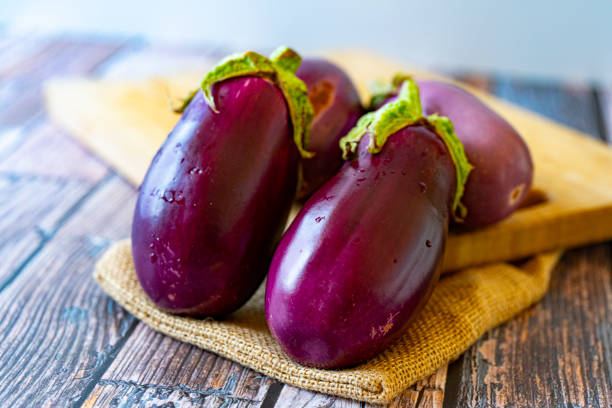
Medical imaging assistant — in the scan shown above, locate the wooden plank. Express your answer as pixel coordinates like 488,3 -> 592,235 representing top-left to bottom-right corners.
0,36 -> 124,127
273,386 -> 362,408
0,123 -> 108,288
0,123 -> 33,163
0,35 -> 54,74
0,35 -> 140,407
0,37 -> 57,160
270,365 -> 446,408
0,36 -> 124,287
54,173 -> 136,241
0,122 -> 107,182
82,324 -> 274,407
0,34 -> 126,286
388,367 -> 447,408
0,173 -> 98,288
0,236 -> 135,407
0,175 -> 140,407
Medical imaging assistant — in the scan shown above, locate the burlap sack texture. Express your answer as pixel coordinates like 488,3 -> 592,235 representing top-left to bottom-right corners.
94,239 -> 561,404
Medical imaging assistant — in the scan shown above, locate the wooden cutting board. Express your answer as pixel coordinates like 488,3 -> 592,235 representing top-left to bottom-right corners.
43,50 -> 612,272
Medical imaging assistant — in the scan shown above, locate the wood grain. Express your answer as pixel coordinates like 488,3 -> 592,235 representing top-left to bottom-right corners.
83,324 -> 274,407
446,245 -> 612,408
273,386 -> 362,408
0,37 -> 125,289
389,367 -> 447,408
0,235 -> 134,407
0,122 -> 107,182
0,37 -> 124,127
0,174 -> 142,407
0,122 -> 109,288
0,35 -> 54,73
0,36 -> 137,407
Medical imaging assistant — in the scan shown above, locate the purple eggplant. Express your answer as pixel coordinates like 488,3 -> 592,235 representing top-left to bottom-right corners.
295,59 -> 363,199
265,79 -> 471,368
132,48 -> 314,316
372,76 -> 533,228
417,80 -> 533,227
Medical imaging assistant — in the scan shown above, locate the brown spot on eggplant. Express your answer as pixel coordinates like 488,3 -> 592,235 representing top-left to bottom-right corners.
295,59 -> 364,199
308,80 -> 335,117
510,183 -> 525,205
518,187 -> 549,209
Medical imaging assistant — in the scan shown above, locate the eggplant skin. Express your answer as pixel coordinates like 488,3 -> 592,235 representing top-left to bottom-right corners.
132,77 -> 298,317
296,59 -> 363,199
417,80 -> 533,228
265,125 -> 455,368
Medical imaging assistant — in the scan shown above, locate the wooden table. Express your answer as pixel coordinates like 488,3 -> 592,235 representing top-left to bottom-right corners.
0,35 -> 610,408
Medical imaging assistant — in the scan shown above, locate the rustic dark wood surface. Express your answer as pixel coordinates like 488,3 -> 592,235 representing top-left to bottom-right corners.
0,35 -> 610,408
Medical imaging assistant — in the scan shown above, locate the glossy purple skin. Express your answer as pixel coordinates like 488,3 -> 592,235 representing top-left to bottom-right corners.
295,59 -> 363,199
132,77 -> 298,316
417,80 -> 533,228
265,126 -> 455,368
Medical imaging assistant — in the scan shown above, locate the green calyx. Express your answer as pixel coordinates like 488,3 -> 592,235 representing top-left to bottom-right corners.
367,73 -> 413,110
425,114 -> 472,220
198,46 -> 314,159
339,76 -> 473,221
171,88 -> 199,113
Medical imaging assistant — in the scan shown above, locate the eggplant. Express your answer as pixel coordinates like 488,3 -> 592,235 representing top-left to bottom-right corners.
265,79 -> 471,368
417,80 -> 533,227
371,76 -> 533,228
295,59 -> 363,199
132,47 -> 314,316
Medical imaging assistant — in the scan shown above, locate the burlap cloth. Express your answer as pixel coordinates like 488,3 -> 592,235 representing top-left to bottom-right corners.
94,239 -> 561,404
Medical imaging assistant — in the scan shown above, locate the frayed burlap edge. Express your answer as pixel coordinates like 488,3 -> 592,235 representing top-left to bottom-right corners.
94,239 -> 561,404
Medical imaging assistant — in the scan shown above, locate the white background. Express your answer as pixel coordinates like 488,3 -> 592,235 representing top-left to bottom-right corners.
1,1 -> 611,83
